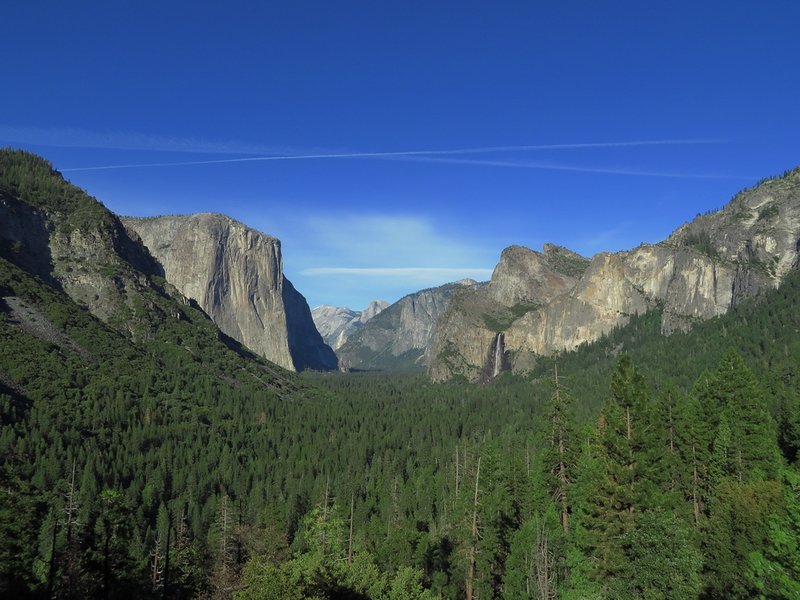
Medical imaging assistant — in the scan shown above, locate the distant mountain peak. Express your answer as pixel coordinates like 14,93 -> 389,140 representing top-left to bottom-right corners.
312,299 -> 389,351
335,282 -> 469,372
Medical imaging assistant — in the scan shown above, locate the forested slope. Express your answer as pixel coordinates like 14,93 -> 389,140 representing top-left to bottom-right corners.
0,253 -> 307,597
2,258 -> 799,598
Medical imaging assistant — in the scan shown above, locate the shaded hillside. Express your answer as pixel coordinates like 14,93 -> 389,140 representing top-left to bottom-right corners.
336,279 -> 480,371
0,149 -> 303,398
0,150 -> 170,338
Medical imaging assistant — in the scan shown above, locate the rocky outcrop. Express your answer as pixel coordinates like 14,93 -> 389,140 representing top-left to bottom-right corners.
337,280 -> 480,372
312,300 -> 389,351
488,244 -> 588,306
429,245 -> 588,381
0,152 -> 169,340
502,246 -> 736,363
0,193 -> 162,320
429,167 -> 800,382
122,214 -> 337,371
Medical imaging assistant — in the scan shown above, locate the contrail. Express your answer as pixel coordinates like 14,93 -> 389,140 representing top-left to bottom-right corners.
0,124 -> 295,156
393,156 -> 752,179
60,138 -> 729,172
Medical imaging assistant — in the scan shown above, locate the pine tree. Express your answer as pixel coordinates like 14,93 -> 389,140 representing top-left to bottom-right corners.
465,456 -> 480,600
710,412 -> 735,485
612,509 -> 702,600
713,350 -> 782,481
703,479 -> 784,599
543,361 -> 576,535
91,489 -> 135,600
747,467 -> 800,597
507,361 -> 577,598
583,355 -> 650,590
561,426 -> 603,600
474,441 -> 521,600
650,382 -> 695,510
0,458 -> 38,596
672,391 -> 711,524
503,509 -> 561,600
60,460 -> 85,599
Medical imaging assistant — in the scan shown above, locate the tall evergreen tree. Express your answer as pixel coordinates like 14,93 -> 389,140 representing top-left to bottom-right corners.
651,384 -> 681,502
0,458 -> 38,597
747,467 -> 800,598
579,355 -> 651,591
612,509 -> 702,600
474,441 -> 521,600
672,391 -> 711,524
542,361 -> 576,535
507,361 -> 577,598
561,427 -> 603,600
703,479 -> 784,599
712,350 -> 782,481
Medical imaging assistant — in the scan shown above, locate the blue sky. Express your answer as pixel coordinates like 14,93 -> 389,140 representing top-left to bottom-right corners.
2,2 -> 799,310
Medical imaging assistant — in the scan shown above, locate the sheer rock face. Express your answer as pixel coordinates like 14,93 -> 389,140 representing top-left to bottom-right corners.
282,278 -> 339,371
312,300 -> 389,351
336,280 -> 480,372
122,213 -> 337,372
430,168 -> 800,382
502,246 -> 737,363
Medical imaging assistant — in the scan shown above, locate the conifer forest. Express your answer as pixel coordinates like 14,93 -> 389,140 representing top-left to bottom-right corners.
3,240 -> 800,598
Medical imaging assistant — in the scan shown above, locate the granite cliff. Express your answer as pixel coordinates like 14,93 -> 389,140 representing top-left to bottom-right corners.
429,245 -> 589,381
429,168 -> 800,381
122,214 -> 337,372
312,300 -> 389,351
336,279 -> 480,371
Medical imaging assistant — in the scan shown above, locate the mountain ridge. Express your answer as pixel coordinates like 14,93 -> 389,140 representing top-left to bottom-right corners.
336,279 -> 481,371
0,148 -> 301,394
429,167 -> 800,381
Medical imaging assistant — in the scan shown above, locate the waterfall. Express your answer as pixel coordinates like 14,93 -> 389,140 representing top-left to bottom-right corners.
493,332 -> 504,378
482,332 -> 506,381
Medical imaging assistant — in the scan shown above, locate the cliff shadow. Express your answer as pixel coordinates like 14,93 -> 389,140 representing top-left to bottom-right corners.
0,193 -> 60,290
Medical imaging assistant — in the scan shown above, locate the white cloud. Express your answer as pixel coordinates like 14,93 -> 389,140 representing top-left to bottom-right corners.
283,214 -> 497,306
301,267 -> 493,278
298,215 -> 493,269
